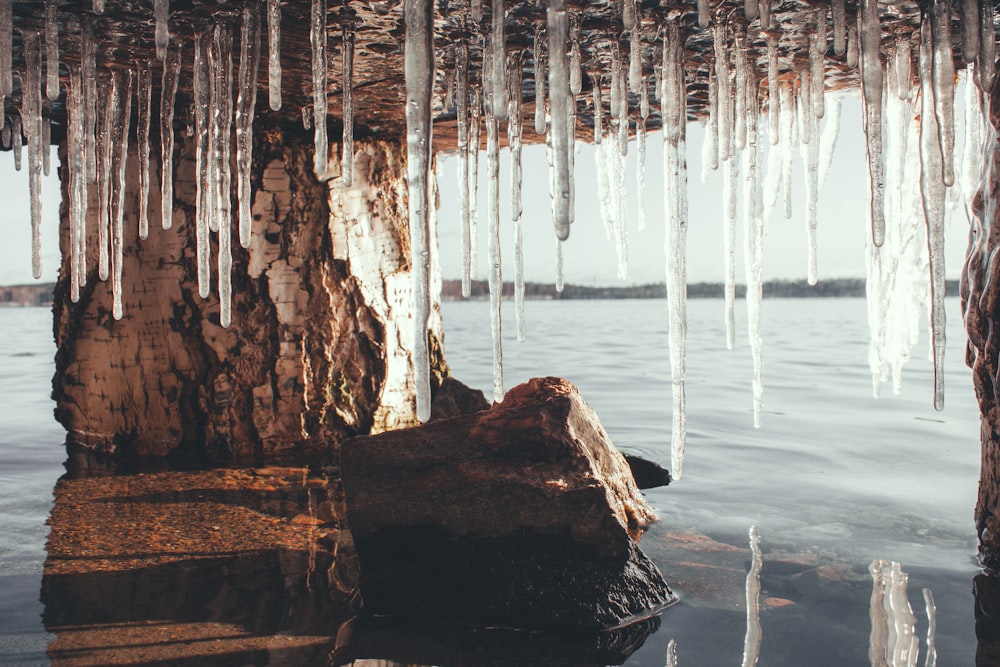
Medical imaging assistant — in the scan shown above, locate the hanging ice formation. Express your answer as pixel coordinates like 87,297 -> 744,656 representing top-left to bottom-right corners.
509,52 -> 527,342
342,27 -> 355,187
44,0 -> 59,101
236,4 -> 261,248
457,41 -> 473,298
23,32 -> 43,280
267,0 -> 282,111
160,44 -> 181,231
110,69 -> 133,321
136,61 -> 152,241
547,0 -> 572,241
404,0 -> 435,421
311,0 -> 330,179
859,0 -> 886,247
154,0 -> 170,62
486,68 -> 504,402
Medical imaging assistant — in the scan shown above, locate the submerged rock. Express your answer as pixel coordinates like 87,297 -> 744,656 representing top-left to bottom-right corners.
340,376 -> 675,631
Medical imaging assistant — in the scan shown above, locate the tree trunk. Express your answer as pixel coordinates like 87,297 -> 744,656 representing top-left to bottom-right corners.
962,86 -> 1000,570
52,123 -> 445,461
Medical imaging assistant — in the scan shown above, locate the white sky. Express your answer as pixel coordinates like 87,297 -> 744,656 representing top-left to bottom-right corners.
0,91 -> 973,287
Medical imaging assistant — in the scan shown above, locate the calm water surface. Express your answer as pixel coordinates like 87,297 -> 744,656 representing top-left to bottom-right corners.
0,298 -> 986,665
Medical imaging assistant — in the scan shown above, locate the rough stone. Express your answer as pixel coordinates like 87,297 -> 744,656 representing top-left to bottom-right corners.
340,376 -> 675,630
429,375 -> 491,420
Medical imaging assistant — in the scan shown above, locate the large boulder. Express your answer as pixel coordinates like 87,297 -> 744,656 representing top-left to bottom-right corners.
340,376 -> 675,630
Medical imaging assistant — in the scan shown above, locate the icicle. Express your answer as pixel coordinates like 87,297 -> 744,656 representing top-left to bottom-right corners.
743,68 -> 764,428
469,86 -> 481,281
760,0 -> 772,30
93,0 -> 104,13
214,24 -> 235,326
666,640 -> 679,667
629,25 -> 642,95
767,34 -> 779,144
44,0 -> 59,101
1,120 -> 7,148
715,24 -> 732,163
919,15 -> 947,411
818,94 -> 842,191
734,28 -> 748,151
705,69 -> 719,175
662,22 -> 687,479
237,4 -> 261,248
456,42 -> 472,298
762,111 -> 783,223
697,0 -> 710,28
723,133 -> 738,349
638,109 -> 647,230
847,23 -> 859,70
833,0 -> 846,56
979,2 -> 996,92
340,25 -> 354,187
798,66 -> 812,144
11,111 -> 21,170
961,0 -> 979,64
82,17 -> 97,184
894,33 -> 912,100
963,67 -> 984,218
405,0 -> 435,421
744,0 -> 758,23
859,0 -> 885,246
623,0 -> 636,31
160,44 -> 180,231
486,109 -> 504,401
801,110 -> 820,284
491,0 -> 508,122
267,0 -> 282,111
569,18 -> 582,95
193,33 -> 211,297
67,68 -> 84,301
533,26 -> 546,135
94,77 -> 111,273
931,0 -> 955,188
741,526 -> 763,667
809,34 -> 825,119
110,69 -> 133,320
815,7 -> 828,56
616,45 -> 629,154
0,0 -> 10,97
137,60 -> 152,240
592,75 -> 603,144
23,32 -> 44,280
548,0 -> 571,241
472,0 -> 483,22
42,114 -> 50,177
509,53 -> 526,342
779,81 -> 794,219
155,0 -> 170,62
555,237 -> 565,291
923,589 -> 938,667
311,0 -> 329,178
567,89 -> 576,225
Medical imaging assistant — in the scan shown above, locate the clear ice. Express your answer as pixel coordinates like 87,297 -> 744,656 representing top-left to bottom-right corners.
267,0 -> 282,111
237,4 -> 261,248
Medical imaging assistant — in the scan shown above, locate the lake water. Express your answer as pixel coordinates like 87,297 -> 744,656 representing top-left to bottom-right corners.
0,297 -> 986,665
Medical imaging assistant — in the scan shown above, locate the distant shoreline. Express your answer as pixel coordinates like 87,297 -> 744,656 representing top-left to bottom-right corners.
0,282 -> 55,307
442,278 -> 963,300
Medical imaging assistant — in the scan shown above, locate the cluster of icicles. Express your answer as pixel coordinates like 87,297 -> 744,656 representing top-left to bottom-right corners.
404,0 -> 995,480
2,0 -> 356,328
0,0 -> 995,479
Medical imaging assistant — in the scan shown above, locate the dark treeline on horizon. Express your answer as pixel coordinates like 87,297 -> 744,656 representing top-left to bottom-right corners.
442,278 -> 964,300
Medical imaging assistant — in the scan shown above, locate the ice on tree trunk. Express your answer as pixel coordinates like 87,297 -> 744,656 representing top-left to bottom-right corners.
44,0 -> 58,101
160,44 -> 180,230
311,0 -> 329,179
404,0 -> 435,422
919,15 -> 947,411
237,4 -> 261,248
137,61 -> 152,240
267,0 -> 281,111
547,0 -> 571,241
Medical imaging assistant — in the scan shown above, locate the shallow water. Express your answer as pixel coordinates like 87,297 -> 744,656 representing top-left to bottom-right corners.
0,298 -> 986,665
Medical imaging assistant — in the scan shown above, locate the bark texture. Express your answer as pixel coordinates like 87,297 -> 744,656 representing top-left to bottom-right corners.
52,125 -> 444,461
962,81 -> 1000,571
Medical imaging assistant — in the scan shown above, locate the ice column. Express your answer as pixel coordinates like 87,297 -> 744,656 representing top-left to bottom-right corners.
404,0 -> 435,421
662,22 -> 688,478
267,0 -> 282,111
548,0 -> 571,241
919,16 -> 947,411
311,0 -> 329,178
859,0 -> 885,246
469,86 -> 481,281
342,27 -> 355,187
44,0 -> 59,101
160,44 -> 181,230
137,61 -> 152,240
212,24 -> 235,327
237,4 -> 261,248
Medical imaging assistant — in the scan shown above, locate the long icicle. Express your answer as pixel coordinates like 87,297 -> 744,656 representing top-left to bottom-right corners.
533,25 -> 546,136
67,67 -> 84,300
724,128 -> 738,350
491,0 -> 508,122
342,26 -> 355,187
160,43 -> 181,230
509,52 -> 526,342
237,4 -> 261,248
23,32 -> 44,279
44,0 -> 59,101
457,40 -> 472,297
859,0 -> 885,246
548,0 -> 571,241
97,75 -> 112,281
930,0 -> 955,188
154,0 -> 170,62
267,0 -> 281,110
0,0 -> 11,98
744,65 -> 764,428
311,0 -> 329,178
469,86 -> 481,282
193,32 -> 211,297
137,60 -> 152,240
404,0 -> 434,421
486,104 -> 503,401
110,69 -> 133,321
919,15 -> 946,411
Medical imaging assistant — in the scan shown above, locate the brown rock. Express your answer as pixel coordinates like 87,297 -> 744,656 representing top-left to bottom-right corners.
340,377 -> 675,631
429,376 -> 491,421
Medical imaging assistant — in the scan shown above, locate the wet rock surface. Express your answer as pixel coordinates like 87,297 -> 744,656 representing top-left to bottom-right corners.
341,376 -> 675,630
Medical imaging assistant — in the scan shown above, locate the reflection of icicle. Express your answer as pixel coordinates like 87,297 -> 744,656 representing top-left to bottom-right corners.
342,27 -> 355,187
155,0 -> 170,62
662,22 -> 687,479
137,61 -> 152,240
919,15 -> 947,411
405,0 -> 435,421
923,588 -> 937,667
860,0 -> 884,246
741,525 -> 763,667
509,53 -> 526,342
44,0 -> 59,101
548,0 -> 571,241
237,5 -> 261,248
267,0 -> 282,111
311,0 -> 329,178
868,561 -> 920,667
930,0 -> 955,188
160,44 -> 181,230
666,639 -> 679,667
